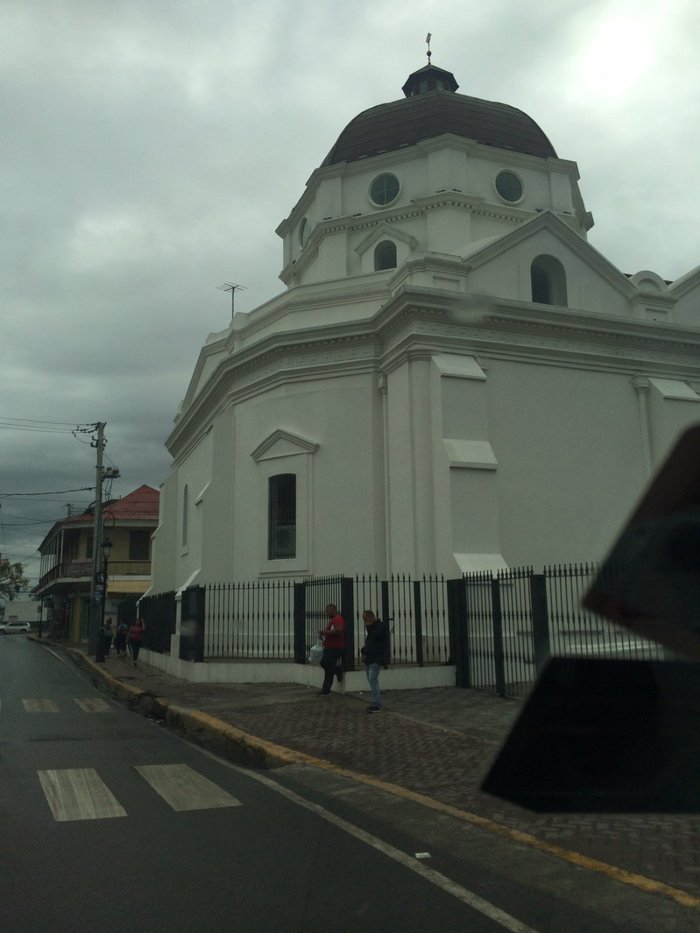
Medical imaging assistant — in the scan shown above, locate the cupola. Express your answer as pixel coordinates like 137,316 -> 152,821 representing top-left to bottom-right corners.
401,63 -> 459,96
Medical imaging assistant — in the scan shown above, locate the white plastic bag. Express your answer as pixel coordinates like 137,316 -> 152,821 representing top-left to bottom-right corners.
309,640 -> 324,663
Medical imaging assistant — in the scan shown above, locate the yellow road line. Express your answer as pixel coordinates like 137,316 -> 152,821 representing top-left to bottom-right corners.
74,648 -> 700,913
181,709 -> 700,910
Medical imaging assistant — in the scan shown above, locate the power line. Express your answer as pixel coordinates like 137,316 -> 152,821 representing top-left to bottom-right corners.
0,418 -> 97,436
0,487 -> 95,497
0,498 -> 92,506
0,424 -> 79,435
0,417 -> 94,427
1,521 -> 58,527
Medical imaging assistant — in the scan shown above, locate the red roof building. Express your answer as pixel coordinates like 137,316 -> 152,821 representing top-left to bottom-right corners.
36,485 -> 159,641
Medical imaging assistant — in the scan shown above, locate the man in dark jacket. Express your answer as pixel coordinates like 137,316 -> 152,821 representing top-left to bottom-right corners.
360,610 -> 390,713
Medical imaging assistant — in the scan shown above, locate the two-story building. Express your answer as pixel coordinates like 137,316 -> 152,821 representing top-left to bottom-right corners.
36,485 -> 159,641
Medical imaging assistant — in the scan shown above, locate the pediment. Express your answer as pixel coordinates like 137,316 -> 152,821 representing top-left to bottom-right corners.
457,211 -> 637,306
354,223 -> 418,257
251,429 -> 319,462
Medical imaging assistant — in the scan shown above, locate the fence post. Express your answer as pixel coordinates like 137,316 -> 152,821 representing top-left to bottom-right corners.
381,580 -> 390,630
447,578 -> 470,688
491,577 -> 507,697
530,573 -> 551,673
293,582 -> 307,664
413,580 -> 424,667
179,585 -> 205,662
340,576 -> 355,672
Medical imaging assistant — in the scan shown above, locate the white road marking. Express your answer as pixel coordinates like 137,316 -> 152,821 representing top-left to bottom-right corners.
23,699 -> 60,713
74,698 -> 112,713
192,746 -> 539,933
38,769 -> 127,822
135,763 -> 242,812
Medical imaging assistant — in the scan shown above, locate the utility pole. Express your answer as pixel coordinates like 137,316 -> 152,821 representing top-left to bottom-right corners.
88,422 -> 106,655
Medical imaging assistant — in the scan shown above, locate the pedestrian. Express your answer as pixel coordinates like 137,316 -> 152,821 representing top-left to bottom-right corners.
102,617 -> 113,657
360,610 -> 390,713
317,603 -> 345,696
126,617 -> 146,667
115,618 -> 129,656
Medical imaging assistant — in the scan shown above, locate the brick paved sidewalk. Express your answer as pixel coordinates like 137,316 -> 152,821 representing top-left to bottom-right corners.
93,651 -> 700,900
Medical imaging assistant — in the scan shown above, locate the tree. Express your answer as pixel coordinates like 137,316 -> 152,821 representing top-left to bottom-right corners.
0,558 -> 29,600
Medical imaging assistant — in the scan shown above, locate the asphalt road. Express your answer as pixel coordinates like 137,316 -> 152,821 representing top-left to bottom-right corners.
1,636 -> 535,933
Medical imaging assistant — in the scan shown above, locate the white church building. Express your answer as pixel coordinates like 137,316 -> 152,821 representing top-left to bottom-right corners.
150,61 -> 700,594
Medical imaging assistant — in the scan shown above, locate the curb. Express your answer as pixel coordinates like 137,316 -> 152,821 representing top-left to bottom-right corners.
40,641 -> 700,911
64,645 -> 312,770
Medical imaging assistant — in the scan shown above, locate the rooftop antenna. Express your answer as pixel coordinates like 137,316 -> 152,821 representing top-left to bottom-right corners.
217,282 -> 247,319
426,32 -> 432,64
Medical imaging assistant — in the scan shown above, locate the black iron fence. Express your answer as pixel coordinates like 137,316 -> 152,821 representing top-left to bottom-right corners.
138,574 -> 452,669
455,565 -> 667,698
203,579 -> 297,660
136,565 -> 667,698
300,575 -> 351,668
353,574 -> 451,667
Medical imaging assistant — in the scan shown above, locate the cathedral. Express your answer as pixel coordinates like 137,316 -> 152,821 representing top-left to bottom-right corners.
150,60 -> 700,593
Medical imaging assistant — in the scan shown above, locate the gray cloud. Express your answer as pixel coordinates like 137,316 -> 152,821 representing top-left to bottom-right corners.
2,0 -> 698,577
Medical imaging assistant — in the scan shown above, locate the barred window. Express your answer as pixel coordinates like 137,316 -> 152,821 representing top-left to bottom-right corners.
268,474 -> 296,560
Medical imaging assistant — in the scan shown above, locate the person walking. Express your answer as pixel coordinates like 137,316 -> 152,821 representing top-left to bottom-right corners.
126,617 -> 146,667
115,618 -> 129,656
360,610 -> 390,713
317,603 -> 345,696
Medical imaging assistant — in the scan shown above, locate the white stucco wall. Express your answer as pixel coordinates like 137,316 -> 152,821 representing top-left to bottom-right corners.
151,103 -> 700,594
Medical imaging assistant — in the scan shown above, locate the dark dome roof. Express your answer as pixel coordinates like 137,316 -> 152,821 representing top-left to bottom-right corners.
322,66 -> 557,166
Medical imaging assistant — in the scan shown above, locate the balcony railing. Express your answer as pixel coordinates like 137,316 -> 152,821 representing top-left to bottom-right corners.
37,559 -> 152,590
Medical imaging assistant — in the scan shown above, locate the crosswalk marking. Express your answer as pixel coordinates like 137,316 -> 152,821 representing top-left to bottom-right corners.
23,699 -> 60,713
73,698 -> 112,713
38,769 -> 127,822
135,763 -> 242,812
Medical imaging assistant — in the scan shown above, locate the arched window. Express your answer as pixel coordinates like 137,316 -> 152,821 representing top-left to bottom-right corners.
268,474 -> 296,560
531,255 -> 567,306
374,240 -> 397,271
182,485 -> 189,547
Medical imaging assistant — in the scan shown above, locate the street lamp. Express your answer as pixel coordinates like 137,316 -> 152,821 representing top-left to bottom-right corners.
94,538 -> 112,663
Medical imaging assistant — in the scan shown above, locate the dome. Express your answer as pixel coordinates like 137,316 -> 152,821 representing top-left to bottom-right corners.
322,65 -> 557,166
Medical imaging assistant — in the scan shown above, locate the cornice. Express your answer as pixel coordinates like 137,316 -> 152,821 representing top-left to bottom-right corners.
168,290 -> 700,459
280,194 -> 546,285
231,280 -> 387,345
168,326 -> 381,459
280,131 -> 586,241
482,300 -> 700,351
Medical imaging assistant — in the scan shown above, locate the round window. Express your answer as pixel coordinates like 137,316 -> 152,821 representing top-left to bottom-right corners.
299,217 -> 308,248
370,173 -> 400,206
495,171 -> 523,203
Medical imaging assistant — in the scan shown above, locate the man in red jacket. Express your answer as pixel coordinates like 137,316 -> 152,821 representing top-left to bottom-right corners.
317,603 -> 345,695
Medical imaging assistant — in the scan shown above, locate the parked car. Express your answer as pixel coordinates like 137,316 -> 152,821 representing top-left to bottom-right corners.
0,620 -> 31,634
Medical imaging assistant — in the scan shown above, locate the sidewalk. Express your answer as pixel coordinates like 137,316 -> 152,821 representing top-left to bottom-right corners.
60,643 -> 700,907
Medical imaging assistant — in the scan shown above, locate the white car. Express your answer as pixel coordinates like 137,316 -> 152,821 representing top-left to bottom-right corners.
0,620 -> 31,634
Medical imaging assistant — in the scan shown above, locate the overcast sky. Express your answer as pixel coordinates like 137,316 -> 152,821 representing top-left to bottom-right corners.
1,0 -> 698,583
